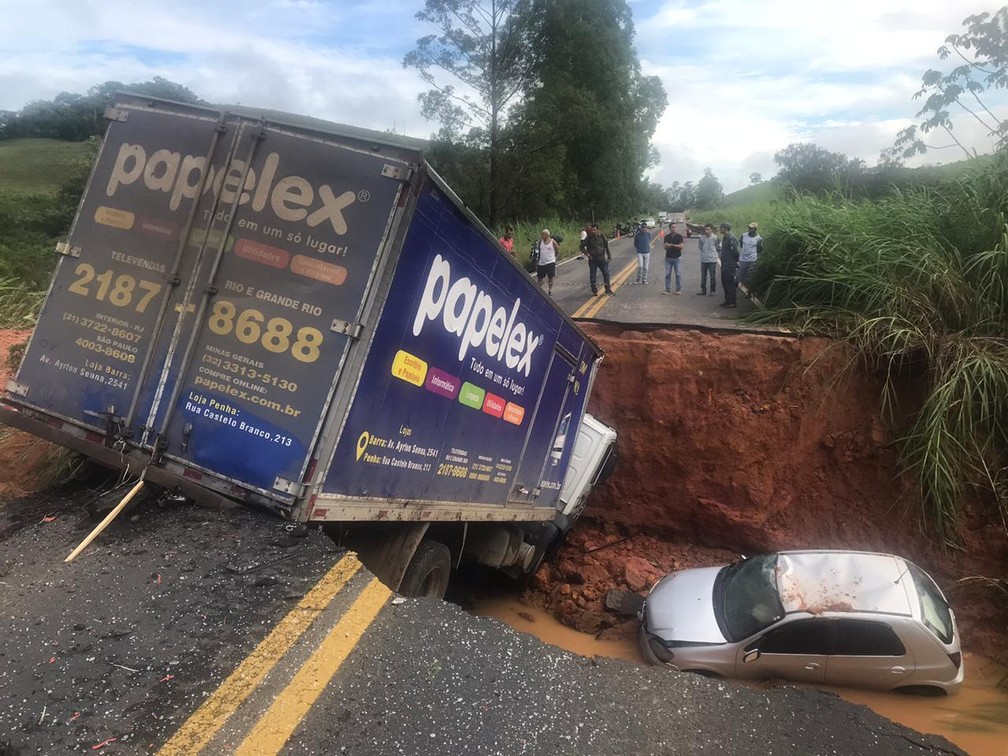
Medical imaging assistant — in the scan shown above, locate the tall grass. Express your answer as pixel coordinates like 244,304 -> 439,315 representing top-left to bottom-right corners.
746,159 -> 1008,544
0,278 -> 43,327
689,200 -> 779,238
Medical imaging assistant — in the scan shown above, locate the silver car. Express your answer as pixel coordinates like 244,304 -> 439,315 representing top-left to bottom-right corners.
638,550 -> 963,695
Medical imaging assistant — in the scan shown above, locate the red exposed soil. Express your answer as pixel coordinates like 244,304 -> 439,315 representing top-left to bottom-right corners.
1,325 -> 1005,659
0,329 -> 59,498
526,324 -> 1008,662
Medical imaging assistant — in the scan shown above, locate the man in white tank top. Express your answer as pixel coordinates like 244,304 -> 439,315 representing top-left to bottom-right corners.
536,229 -> 559,296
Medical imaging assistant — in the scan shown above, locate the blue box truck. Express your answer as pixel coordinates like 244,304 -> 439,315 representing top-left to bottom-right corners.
0,95 -> 616,596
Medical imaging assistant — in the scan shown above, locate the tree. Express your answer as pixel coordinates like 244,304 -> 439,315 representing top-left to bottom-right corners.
773,142 -> 865,196
403,0 -> 533,225
513,0 -> 667,218
0,78 -> 203,142
667,180 -> 695,212
694,168 -> 724,209
750,172 -> 763,185
886,6 -> 1008,161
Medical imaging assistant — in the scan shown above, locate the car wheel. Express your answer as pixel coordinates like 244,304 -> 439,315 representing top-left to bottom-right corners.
399,540 -> 451,599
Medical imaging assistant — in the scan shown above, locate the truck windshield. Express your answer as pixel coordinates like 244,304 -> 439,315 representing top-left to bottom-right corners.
715,555 -> 785,642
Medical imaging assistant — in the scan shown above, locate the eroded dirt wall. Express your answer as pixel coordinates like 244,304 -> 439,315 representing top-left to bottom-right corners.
532,324 -> 1007,659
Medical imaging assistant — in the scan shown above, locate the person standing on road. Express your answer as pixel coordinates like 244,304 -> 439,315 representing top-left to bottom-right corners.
696,223 -> 718,296
662,221 -> 684,294
738,222 -> 762,289
499,225 -> 515,256
633,221 -> 652,285
535,229 -> 560,296
719,222 -> 740,308
580,223 -> 613,296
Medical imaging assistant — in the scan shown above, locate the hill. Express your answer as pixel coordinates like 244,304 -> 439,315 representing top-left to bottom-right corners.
0,139 -> 92,195
721,181 -> 779,206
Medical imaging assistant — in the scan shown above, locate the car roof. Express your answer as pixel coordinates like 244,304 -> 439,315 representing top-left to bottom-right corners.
775,551 -> 914,617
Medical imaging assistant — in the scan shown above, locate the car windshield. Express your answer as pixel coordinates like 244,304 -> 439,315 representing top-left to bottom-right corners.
715,555 -> 785,642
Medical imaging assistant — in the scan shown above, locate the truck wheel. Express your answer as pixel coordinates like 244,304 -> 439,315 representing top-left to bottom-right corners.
398,540 -> 451,599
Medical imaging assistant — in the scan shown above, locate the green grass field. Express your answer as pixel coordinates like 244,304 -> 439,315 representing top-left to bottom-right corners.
0,139 -> 92,194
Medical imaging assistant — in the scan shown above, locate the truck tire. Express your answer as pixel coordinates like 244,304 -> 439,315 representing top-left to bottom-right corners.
398,540 -> 451,599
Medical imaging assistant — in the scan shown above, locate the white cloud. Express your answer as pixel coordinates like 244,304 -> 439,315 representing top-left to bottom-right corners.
636,0 -> 1007,192
1,0 -> 1005,197
0,0 -> 431,137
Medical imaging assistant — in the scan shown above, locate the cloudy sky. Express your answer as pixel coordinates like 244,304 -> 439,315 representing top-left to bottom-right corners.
1,0 -> 1003,193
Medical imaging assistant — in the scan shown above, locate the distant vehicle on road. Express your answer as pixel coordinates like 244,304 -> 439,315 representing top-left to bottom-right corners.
642,217 -> 656,228
639,550 -> 963,695
670,212 -> 689,238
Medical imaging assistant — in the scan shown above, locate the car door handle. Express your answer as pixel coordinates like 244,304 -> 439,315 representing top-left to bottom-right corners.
804,663 -> 820,671
890,666 -> 906,674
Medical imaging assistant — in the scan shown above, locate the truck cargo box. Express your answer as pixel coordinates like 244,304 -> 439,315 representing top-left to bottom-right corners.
1,95 -> 604,527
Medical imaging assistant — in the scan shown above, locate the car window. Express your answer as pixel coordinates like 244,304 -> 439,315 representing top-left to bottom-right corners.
755,619 -> 832,655
718,555 -> 785,641
907,563 -> 954,644
832,620 -> 906,656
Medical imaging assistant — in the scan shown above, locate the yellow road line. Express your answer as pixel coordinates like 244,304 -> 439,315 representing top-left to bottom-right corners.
573,230 -> 664,319
233,577 -> 392,755
576,260 -> 637,318
157,554 -> 364,756
572,259 -> 635,318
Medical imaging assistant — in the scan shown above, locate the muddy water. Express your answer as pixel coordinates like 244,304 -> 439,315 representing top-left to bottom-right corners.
474,598 -> 1008,755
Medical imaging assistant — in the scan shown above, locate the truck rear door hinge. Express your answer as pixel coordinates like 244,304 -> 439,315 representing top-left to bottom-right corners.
4,380 -> 28,397
272,477 -> 306,497
330,319 -> 364,339
381,163 -> 413,181
55,242 -> 81,258
104,107 -> 129,122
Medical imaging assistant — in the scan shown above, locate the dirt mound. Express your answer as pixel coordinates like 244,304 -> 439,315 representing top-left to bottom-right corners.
0,328 -> 62,498
527,324 -> 1008,660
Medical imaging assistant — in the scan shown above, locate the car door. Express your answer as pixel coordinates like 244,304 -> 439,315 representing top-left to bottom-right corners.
736,618 -> 831,684
825,619 -> 914,690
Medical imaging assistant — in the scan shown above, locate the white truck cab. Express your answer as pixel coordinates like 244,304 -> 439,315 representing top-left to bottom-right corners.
558,413 -> 618,522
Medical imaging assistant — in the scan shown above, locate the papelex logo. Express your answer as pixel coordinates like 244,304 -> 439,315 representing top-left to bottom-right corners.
104,142 -> 357,234
412,254 -> 541,377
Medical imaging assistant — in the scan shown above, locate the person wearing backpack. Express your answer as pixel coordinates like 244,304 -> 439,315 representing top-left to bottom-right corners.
534,229 -> 560,296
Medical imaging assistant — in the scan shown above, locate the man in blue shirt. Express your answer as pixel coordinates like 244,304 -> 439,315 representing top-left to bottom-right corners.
633,221 -> 652,285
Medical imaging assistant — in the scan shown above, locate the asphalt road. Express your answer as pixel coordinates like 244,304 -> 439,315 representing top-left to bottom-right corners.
0,492 -> 962,755
541,230 -> 767,330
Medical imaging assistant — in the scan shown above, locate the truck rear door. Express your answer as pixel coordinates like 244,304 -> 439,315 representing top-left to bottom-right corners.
9,98 -> 411,503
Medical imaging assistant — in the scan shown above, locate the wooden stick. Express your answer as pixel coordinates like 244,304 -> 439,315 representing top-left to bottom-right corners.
64,479 -> 145,563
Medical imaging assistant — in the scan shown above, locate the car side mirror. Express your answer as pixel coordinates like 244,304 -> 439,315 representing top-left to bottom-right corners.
743,650 -> 761,664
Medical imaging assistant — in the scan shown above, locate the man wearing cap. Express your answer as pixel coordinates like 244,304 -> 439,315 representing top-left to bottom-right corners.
579,224 -> 613,296
738,222 -> 763,289
719,222 -> 740,308
633,220 -> 652,284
